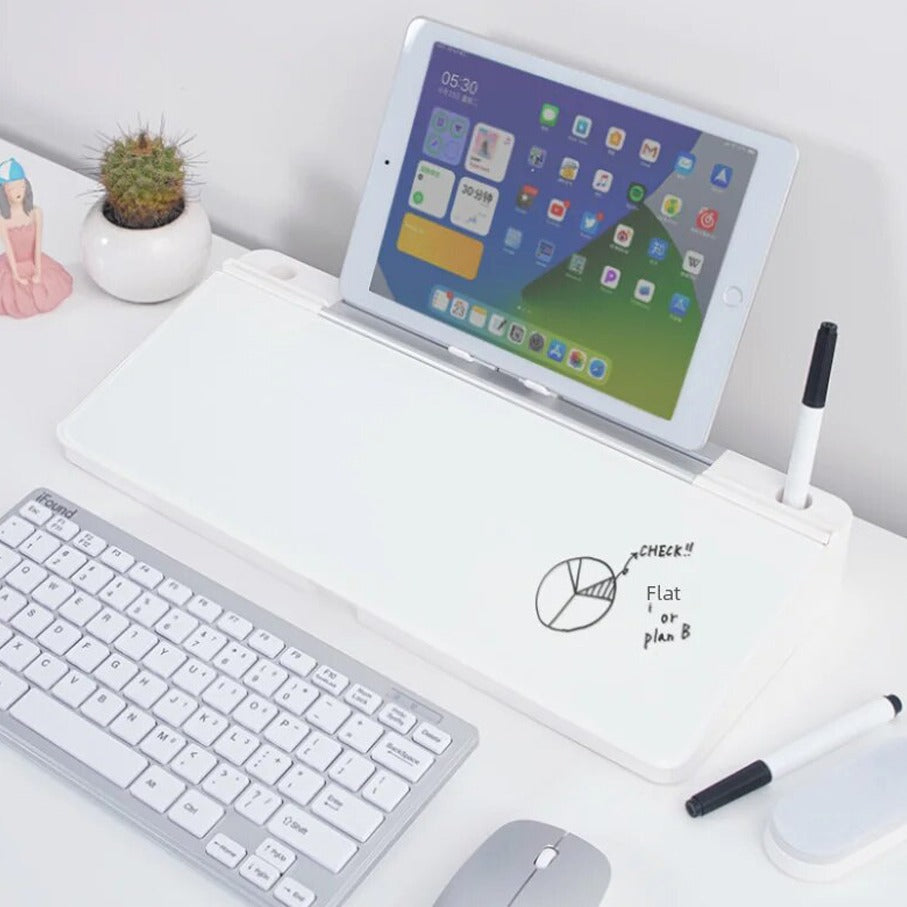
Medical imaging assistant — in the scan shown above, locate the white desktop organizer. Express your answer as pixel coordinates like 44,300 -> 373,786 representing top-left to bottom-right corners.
58,250 -> 853,783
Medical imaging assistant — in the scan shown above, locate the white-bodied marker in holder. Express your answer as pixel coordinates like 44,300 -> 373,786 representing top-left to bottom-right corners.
782,322 -> 838,509
686,694 -> 902,817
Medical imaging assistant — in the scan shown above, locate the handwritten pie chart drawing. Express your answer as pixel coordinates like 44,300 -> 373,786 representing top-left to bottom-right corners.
536,557 -> 617,632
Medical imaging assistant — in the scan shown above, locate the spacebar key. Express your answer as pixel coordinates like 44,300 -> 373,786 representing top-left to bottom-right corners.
10,689 -> 148,788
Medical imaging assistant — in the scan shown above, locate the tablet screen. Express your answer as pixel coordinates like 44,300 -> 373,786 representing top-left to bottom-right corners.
371,42 -> 757,419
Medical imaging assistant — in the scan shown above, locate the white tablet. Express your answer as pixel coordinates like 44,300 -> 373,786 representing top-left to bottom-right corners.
340,18 -> 797,450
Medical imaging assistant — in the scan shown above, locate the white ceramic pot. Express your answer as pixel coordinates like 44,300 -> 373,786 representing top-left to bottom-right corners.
81,199 -> 212,303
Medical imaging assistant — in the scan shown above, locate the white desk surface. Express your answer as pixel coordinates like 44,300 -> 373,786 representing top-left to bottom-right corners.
1,140 -> 905,906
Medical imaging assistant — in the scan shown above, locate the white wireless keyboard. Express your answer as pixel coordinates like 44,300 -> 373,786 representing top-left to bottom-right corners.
0,489 -> 478,906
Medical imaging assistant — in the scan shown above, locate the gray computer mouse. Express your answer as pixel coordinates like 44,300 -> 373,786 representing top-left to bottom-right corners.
433,820 -> 611,906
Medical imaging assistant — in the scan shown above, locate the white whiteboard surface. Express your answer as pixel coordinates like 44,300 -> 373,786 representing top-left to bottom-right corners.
59,259 -> 851,780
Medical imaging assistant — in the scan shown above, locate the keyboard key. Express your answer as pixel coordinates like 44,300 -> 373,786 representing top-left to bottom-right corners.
6,560 -> 48,595
86,607 -> 129,644
58,592 -> 101,627
38,619 -> 81,656
128,562 -> 164,589
183,625 -> 227,661
143,642 -> 187,679
201,762 -> 249,805
372,732 -> 434,783
19,529 -> 60,564
172,658 -> 217,697
240,855 -> 280,891
362,770 -> 409,812
168,790 -> 224,837
45,546 -> 87,580
72,531 -> 106,558
0,624 -> 10,648
99,577 -> 142,611
11,688 -> 147,787
171,742 -> 218,785
257,836 -> 296,874
186,594 -> 222,623
0,586 -> 26,621
246,743 -> 292,786
278,763 -> 325,806
298,731 -> 342,772
233,693 -> 278,734
0,515 -> 35,547
0,635 -> 40,671
126,593 -> 170,628
123,670 -> 168,710
311,664 -> 348,696
344,683 -> 382,716
274,878 -> 316,907
312,784 -> 383,843
329,750 -> 375,792
338,713 -> 384,754
213,641 -> 256,679
0,665 -> 29,709
156,608 -> 198,645
67,636 -> 110,673
307,695 -> 351,735
216,611 -> 253,641
93,654 -> 138,691
110,705 -> 156,745
235,782 -> 282,825
201,676 -> 246,714
81,688 -> 126,727
23,652 -> 68,690
46,515 -> 80,542
53,669 -> 97,708
279,647 -> 316,677
264,712 -> 309,753
158,578 -> 192,607
378,703 -> 417,735
267,803 -> 358,873
213,724 -> 259,766
0,545 -> 22,581
115,624 -> 159,660
19,499 -> 53,525
153,689 -> 198,728
413,722 -> 452,754
248,628 -> 284,659
130,765 -> 185,812
11,603 -> 54,638
99,545 -> 135,572
139,725 -> 187,765
245,659 -> 287,697
32,576 -> 75,610
274,676 -> 319,717
73,561 -> 115,596
206,833 -> 246,869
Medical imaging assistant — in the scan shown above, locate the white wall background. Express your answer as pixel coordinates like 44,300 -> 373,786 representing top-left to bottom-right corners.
2,0 -> 906,533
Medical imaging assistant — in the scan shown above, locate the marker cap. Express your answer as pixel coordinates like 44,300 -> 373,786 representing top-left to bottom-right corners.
686,760 -> 773,817
802,322 -> 837,408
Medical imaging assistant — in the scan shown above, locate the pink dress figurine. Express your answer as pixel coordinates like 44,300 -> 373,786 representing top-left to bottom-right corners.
0,157 -> 73,318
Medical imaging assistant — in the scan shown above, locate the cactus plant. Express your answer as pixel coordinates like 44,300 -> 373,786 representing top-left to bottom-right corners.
94,126 -> 192,229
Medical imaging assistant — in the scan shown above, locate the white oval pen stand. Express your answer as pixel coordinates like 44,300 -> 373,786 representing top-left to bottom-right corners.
58,250 -> 852,783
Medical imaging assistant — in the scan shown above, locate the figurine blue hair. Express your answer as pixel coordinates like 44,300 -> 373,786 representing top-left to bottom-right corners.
0,157 -> 72,317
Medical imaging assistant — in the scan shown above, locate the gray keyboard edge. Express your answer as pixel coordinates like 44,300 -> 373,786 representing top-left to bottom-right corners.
0,487 -> 479,907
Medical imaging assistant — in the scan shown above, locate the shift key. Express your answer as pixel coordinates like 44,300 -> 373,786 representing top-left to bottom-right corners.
268,804 -> 357,873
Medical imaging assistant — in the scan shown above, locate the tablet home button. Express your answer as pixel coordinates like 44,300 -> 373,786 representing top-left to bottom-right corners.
723,286 -> 744,306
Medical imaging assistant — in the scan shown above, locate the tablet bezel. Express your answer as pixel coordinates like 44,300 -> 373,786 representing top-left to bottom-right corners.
340,18 -> 798,450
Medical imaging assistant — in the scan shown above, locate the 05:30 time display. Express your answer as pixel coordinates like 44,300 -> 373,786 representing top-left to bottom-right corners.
441,71 -> 479,94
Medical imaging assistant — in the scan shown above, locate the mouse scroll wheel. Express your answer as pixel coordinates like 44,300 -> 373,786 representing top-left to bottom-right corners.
534,846 -> 559,869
